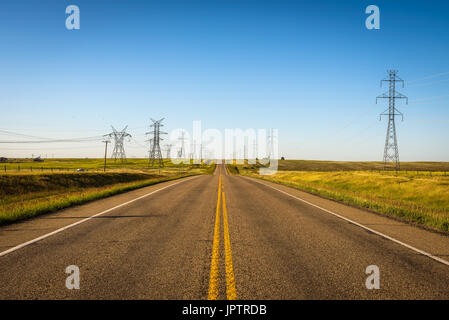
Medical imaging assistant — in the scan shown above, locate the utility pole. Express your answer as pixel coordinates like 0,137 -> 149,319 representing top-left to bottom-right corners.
376,70 -> 408,170
146,118 -> 167,167
104,126 -> 131,162
102,139 -> 110,172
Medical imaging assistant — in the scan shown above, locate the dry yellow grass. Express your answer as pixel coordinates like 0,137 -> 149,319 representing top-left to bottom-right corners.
239,168 -> 449,232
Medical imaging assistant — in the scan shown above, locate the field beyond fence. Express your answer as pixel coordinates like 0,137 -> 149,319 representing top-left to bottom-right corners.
0,159 -> 215,225
0,158 -> 212,173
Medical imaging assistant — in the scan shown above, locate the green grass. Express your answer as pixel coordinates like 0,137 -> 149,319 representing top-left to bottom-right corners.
0,157 -> 214,173
235,163 -> 449,233
0,162 -> 215,225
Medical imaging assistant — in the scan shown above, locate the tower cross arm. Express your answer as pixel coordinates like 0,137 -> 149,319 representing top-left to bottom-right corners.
393,91 -> 408,104
376,92 -> 389,103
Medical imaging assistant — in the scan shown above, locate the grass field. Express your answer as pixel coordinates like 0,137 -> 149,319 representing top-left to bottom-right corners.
240,159 -> 449,172
233,160 -> 449,233
0,158 -> 210,173
0,159 -> 215,225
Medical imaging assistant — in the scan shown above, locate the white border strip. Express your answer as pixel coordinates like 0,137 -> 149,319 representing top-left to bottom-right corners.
242,176 -> 449,267
0,176 -> 200,258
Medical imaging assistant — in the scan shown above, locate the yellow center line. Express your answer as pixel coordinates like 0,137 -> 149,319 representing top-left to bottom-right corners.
222,191 -> 237,300
207,170 -> 237,300
208,174 -> 221,300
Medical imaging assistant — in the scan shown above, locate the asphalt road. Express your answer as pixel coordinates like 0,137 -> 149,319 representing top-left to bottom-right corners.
1,164 -> 449,299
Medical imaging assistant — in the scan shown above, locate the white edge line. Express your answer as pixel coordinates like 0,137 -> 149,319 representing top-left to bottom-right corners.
242,176 -> 449,267
0,175 -> 200,258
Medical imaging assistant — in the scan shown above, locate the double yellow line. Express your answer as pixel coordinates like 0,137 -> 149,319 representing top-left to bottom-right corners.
208,174 -> 237,300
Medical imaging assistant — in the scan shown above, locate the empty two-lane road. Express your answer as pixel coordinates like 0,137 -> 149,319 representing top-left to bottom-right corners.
1,164 -> 449,299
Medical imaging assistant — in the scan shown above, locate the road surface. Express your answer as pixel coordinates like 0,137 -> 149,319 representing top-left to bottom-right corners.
1,164 -> 449,299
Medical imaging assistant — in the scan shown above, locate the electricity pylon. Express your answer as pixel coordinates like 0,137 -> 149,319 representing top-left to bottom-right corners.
267,128 -> 276,160
105,126 -> 131,162
165,144 -> 173,160
146,118 -> 166,167
376,70 -> 408,170
178,131 -> 187,159
253,140 -> 258,160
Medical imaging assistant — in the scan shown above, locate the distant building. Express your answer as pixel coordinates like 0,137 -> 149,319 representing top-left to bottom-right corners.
33,157 -> 44,162
0,157 -> 7,163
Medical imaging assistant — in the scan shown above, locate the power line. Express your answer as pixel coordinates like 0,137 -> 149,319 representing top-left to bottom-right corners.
0,137 -> 104,143
0,129 -> 55,140
0,129 -> 104,143
130,137 -> 147,149
410,94 -> 449,103
408,71 -> 449,83
409,77 -> 449,88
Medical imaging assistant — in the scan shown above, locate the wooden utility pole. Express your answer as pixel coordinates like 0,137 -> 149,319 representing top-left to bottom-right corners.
103,140 -> 110,172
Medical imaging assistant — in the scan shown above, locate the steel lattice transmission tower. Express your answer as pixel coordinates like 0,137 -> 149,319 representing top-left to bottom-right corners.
165,144 -> 173,159
105,126 -> 131,162
146,118 -> 167,167
376,70 -> 408,170
267,128 -> 276,160
178,131 -> 187,159
146,139 -> 153,160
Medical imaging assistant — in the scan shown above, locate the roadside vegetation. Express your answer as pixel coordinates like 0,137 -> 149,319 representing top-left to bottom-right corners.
0,160 -> 215,225
275,159 -> 449,172
232,160 -> 449,233
0,158 -> 213,173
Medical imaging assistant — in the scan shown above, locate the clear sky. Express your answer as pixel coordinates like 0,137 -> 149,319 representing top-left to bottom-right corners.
0,0 -> 448,160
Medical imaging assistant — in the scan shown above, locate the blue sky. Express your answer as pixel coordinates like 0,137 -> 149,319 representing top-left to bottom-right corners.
0,0 -> 448,160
